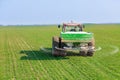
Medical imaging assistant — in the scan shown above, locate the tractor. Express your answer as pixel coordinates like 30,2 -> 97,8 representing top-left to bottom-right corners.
52,22 -> 95,56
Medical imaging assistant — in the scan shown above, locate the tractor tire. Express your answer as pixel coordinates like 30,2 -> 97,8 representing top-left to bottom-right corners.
52,37 -> 59,56
87,38 -> 95,56
53,50 -> 66,57
88,38 -> 95,46
87,51 -> 93,56
59,50 -> 67,57
52,37 -> 66,57
79,51 -> 87,56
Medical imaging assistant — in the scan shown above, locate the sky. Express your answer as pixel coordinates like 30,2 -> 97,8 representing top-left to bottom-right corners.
0,0 -> 120,25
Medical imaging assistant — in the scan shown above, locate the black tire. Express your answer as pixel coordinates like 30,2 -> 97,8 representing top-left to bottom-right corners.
87,38 -> 95,56
88,38 -> 95,46
79,51 -> 87,56
52,37 -> 66,57
52,37 -> 59,56
87,51 -> 93,56
60,50 -> 67,57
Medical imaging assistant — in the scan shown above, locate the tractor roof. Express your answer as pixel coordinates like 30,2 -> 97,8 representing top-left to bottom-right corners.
63,23 -> 81,26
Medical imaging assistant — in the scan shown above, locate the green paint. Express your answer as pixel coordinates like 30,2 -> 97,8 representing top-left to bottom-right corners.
61,32 -> 93,41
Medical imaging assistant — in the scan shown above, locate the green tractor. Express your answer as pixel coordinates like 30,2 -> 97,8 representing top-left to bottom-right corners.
52,22 -> 95,56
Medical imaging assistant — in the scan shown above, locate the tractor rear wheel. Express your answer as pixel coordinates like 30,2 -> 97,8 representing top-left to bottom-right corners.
59,50 -> 67,57
79,51 -> 87,56
87,51 -> 93,56
52,37 -> 59,56
87,38 -> 95,56
88,38 -> 95,46
52,37 -> 66,57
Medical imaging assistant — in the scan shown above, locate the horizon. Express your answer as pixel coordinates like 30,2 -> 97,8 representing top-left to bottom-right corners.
1,23 -> 120,26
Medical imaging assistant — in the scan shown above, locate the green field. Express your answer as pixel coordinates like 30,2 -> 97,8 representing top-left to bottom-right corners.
0,24 -> 120,80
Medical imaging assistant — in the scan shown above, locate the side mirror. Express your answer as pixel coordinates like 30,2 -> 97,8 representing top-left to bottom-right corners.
58,25 -> 60,28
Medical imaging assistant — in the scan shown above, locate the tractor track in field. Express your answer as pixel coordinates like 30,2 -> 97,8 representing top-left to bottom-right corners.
16,38 -> 35,79
17,38 -> 42,79
19,38 -> 54,80
90,57 -> 120,78
19,39 -> 86,79
40,45 -> 120,79
17,38 -> 39,79
6,40 -> 13,79
92,45 -> 120,77
21,39 -> 76,79
67,59 -> 93,79
84,59 -> 111,78
80,50 -> 120,79
5,34 -> 14,79
8,39 -> 18,80
90,45 -> 120,78
14,39 -> 26,79
40,47 -> 95,79
40,46 -> 107,79
2,34 -> 11,79
7,36 -> 33,79
40,46 -> 99,79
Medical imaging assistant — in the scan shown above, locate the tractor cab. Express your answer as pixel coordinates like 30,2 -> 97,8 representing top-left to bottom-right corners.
62,23 -> 84,32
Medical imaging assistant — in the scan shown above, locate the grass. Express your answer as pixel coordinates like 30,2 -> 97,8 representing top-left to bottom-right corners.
0,24 -> 120,80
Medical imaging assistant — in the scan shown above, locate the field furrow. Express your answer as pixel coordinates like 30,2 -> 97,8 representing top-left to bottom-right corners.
17,38 -> 39,79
